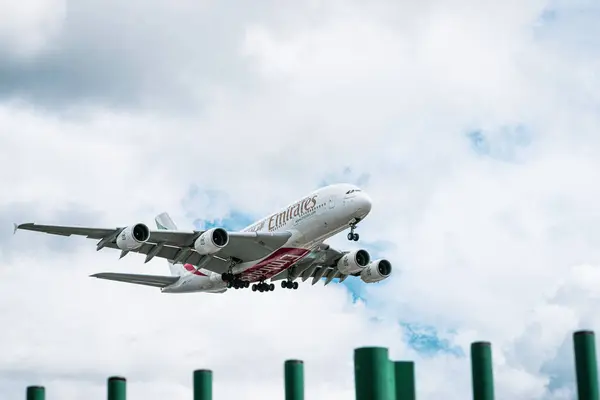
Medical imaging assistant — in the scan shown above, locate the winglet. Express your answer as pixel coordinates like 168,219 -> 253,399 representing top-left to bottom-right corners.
13,223 -> 18,235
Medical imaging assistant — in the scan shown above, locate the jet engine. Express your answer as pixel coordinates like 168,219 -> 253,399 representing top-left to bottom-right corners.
194,227 -> 229,255
337,249 -> 371,275
360,259 -> 392,283
116,223 -> 150,250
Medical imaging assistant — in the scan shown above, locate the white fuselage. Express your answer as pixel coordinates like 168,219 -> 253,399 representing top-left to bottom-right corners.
161,183 -> 372,293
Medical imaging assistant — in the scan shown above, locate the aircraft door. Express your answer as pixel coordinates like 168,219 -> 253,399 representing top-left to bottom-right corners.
317,194 -> 335,238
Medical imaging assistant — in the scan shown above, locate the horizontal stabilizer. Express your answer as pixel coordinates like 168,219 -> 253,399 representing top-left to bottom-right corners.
90,272 -> 179,288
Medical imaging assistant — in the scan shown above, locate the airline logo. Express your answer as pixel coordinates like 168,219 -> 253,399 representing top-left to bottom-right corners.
267,195 -> 317,231
241,247 -> 310,281
242,194 -> 318,233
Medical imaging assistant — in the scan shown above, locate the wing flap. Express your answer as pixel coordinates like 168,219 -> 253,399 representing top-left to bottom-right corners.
104,241 -> 183,262
103,241 -> 233,274
91,272 -> 179,288
269,245 -> 350,284
147,230 -> 291,256
147,229 -> 199,247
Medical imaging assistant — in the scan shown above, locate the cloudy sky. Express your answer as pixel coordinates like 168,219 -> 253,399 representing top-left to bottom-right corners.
1,0 -> 600,398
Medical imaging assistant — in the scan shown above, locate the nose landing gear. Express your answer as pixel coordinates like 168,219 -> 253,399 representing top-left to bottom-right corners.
347,221 -> 360,241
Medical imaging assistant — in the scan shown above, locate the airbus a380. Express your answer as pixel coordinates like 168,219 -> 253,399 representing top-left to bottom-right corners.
14,183 -> 392,293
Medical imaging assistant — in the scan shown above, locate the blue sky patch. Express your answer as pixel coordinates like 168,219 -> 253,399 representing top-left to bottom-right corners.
341,277 -> 368,304
193,210 -> 255,231
400,322 -> 465,357
466,124 -> 532,162
538,7 -> 557,24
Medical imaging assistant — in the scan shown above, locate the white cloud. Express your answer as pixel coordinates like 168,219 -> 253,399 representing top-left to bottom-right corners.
1,0 -> 600,398
0,0 -> 66,58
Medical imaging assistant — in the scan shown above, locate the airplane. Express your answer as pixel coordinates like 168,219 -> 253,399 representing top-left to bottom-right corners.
14,183 -> 392,293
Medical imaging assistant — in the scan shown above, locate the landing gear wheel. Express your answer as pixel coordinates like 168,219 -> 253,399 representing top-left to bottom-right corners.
252,284 -> 257,292
348,222 -> 360,241
282,280 -> 297,289
234,280 -> 245,289
255,282 -> 274,292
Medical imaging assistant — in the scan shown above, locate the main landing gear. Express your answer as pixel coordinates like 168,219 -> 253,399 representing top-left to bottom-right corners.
229,280 -> 249,289
252,282 -> 275,292
222,272 -> 249,290
347,221 -> 360,241
281,280 -> 299,290
222,272 -> 275,292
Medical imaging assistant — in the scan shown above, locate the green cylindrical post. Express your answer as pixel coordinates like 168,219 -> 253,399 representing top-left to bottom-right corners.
354,347 -> 395,400
108,376 -> 126,400
574,330 -> 599,400
194,369 -> 213,400
393,361 -> 416,400
284,359 -> 305,400
470,341 -> 494,400
26,386 -> 45,400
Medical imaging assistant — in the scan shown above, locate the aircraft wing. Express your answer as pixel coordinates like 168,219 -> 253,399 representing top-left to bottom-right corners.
91,272 -> 179,288
15,223 -> 292,274
270,245 -> 356,285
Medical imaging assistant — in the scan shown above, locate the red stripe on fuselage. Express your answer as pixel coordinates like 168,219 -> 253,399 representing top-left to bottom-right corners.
183,263 -> 207,276
240,247 -> 310,282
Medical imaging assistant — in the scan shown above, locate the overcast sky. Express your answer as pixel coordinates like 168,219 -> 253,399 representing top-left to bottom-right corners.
1,0 -> 600,398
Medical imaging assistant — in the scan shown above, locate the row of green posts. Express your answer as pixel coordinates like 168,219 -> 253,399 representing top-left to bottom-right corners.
24,330 -> 599,399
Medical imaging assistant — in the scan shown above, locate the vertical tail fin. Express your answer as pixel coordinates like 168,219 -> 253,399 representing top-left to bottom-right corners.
155,212 -> 178,231
155,212 -> 186,277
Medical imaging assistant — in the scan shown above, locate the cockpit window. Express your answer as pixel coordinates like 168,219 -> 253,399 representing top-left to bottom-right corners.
345,189 -> 361,194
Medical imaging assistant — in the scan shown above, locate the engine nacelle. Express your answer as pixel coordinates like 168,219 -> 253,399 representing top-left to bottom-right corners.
194,227 -> 229,255
337,249 -> 371,275
360,259 -> 392,283
116,223 -> 150,250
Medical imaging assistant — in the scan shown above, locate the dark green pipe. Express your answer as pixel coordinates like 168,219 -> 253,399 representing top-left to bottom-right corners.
574,330 -> 599,400
26,386 -> 44,400
284,359 -> 304,400
470,341 -> 494,400
194,369 -> 212,400
354,347 -> 395,400
394,361 -> 416,400
108,376 -> 126,400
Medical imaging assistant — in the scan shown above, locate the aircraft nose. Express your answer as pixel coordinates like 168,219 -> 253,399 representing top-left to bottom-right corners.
356,192 -> 372,215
